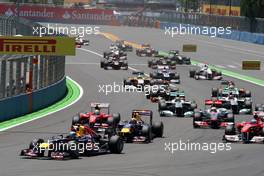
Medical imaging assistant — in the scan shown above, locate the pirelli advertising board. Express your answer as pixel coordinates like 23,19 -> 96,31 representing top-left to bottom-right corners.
0,36 -> 75,56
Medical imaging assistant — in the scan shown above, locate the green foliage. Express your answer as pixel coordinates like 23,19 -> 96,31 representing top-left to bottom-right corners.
241,0 -> 264,18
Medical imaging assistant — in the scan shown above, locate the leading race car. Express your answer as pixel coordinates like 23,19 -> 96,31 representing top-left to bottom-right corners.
117,110 -> 163,143
123,71 -> 151,87
20,124 -> 124,160
193,100 -> 234,129
223,114 -> 264,143
189,64 -> 222,80
136,44 -> 158,57
72,103 -> 121,130
75,35 -> 89,47
150,68 -> 180,84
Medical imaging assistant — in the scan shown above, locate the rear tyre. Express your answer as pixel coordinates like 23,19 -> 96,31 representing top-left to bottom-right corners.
152,121 -> 164,137
189,70 -> 195,78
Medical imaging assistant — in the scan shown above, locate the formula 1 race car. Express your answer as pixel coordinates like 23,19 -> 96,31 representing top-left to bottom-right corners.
103,48 -> 127,59
136,44 -> 158,57
158,94 -> 197,117
20,124 -> 124,160
223,115 -> 264,143
115,40 -> 133,52
75,36 -> 89,47
123,71 -> 151,87
147,87 -> 184,102
189,64 -> 222,80
148,58 -> 176,69
211,80 -> 251,98
117,110 -> 163,143
100,57 -> 128,70
211,95 -> 252,114
193,101 -> 234,129
165,50 -> 191,65
150,69 -> 180,84
145,80 -> 169,101
72,103 -> 121,129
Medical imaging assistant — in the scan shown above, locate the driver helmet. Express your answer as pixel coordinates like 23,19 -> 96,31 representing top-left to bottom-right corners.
132,112 -> 140,121
94,109 -> 100,115
68,131 -> 76,139
229,93 -> 234,99
76,125 -> 85,137
130,117 -> 137,124
210,107 -> 217,113
251,119 -> 257,124
175,97 -> 180,102
229,84 -> 234,89
253,113 -> 259,120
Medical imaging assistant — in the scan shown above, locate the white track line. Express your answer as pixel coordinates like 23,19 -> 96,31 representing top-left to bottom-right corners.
0,76 -> 83,132
227,65 -> 237,69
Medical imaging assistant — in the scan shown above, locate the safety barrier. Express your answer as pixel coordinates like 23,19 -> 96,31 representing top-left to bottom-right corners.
160,22 -> 264,45
0,77 -> 66,122
0,15 -> 67,122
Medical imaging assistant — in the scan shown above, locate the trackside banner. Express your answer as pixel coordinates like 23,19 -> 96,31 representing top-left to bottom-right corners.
0,36 -> 75,56
0,4 -> 118,25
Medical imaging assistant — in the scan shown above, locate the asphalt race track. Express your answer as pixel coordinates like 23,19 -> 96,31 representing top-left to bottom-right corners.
0,25 -> 264,176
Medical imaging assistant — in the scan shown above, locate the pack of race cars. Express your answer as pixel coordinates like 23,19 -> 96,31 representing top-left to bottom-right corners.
20,39 -> 264,160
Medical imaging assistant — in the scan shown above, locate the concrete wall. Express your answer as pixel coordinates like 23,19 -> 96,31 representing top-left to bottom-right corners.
0,77 -> 67,122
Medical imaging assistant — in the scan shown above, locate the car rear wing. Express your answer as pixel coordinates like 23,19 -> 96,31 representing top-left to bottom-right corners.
132,110 -> 153,125
205,100 -> 222,106
132,71 -> 144,75
90,103 -> 110,114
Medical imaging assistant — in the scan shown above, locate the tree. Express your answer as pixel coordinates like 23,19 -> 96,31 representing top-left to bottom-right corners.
241,0 -> 264,18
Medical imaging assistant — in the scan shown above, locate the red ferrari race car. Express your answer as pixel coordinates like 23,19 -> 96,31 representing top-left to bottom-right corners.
72,103 -> 121,130
223,113 -> 264,143
193,100 -> 234,129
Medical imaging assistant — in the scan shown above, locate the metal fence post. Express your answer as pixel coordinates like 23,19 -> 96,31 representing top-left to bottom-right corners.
0,60 -> 7,98
15,59 -> 22,94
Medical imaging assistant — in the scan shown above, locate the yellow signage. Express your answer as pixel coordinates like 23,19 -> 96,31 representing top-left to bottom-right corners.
202,4 -> 240,16
242,60 -> 261,70
182,44 -> 197,52
0,36 -> 75,56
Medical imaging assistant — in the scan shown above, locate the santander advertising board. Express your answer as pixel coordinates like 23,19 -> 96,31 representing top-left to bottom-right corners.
0,4 -> 116,24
